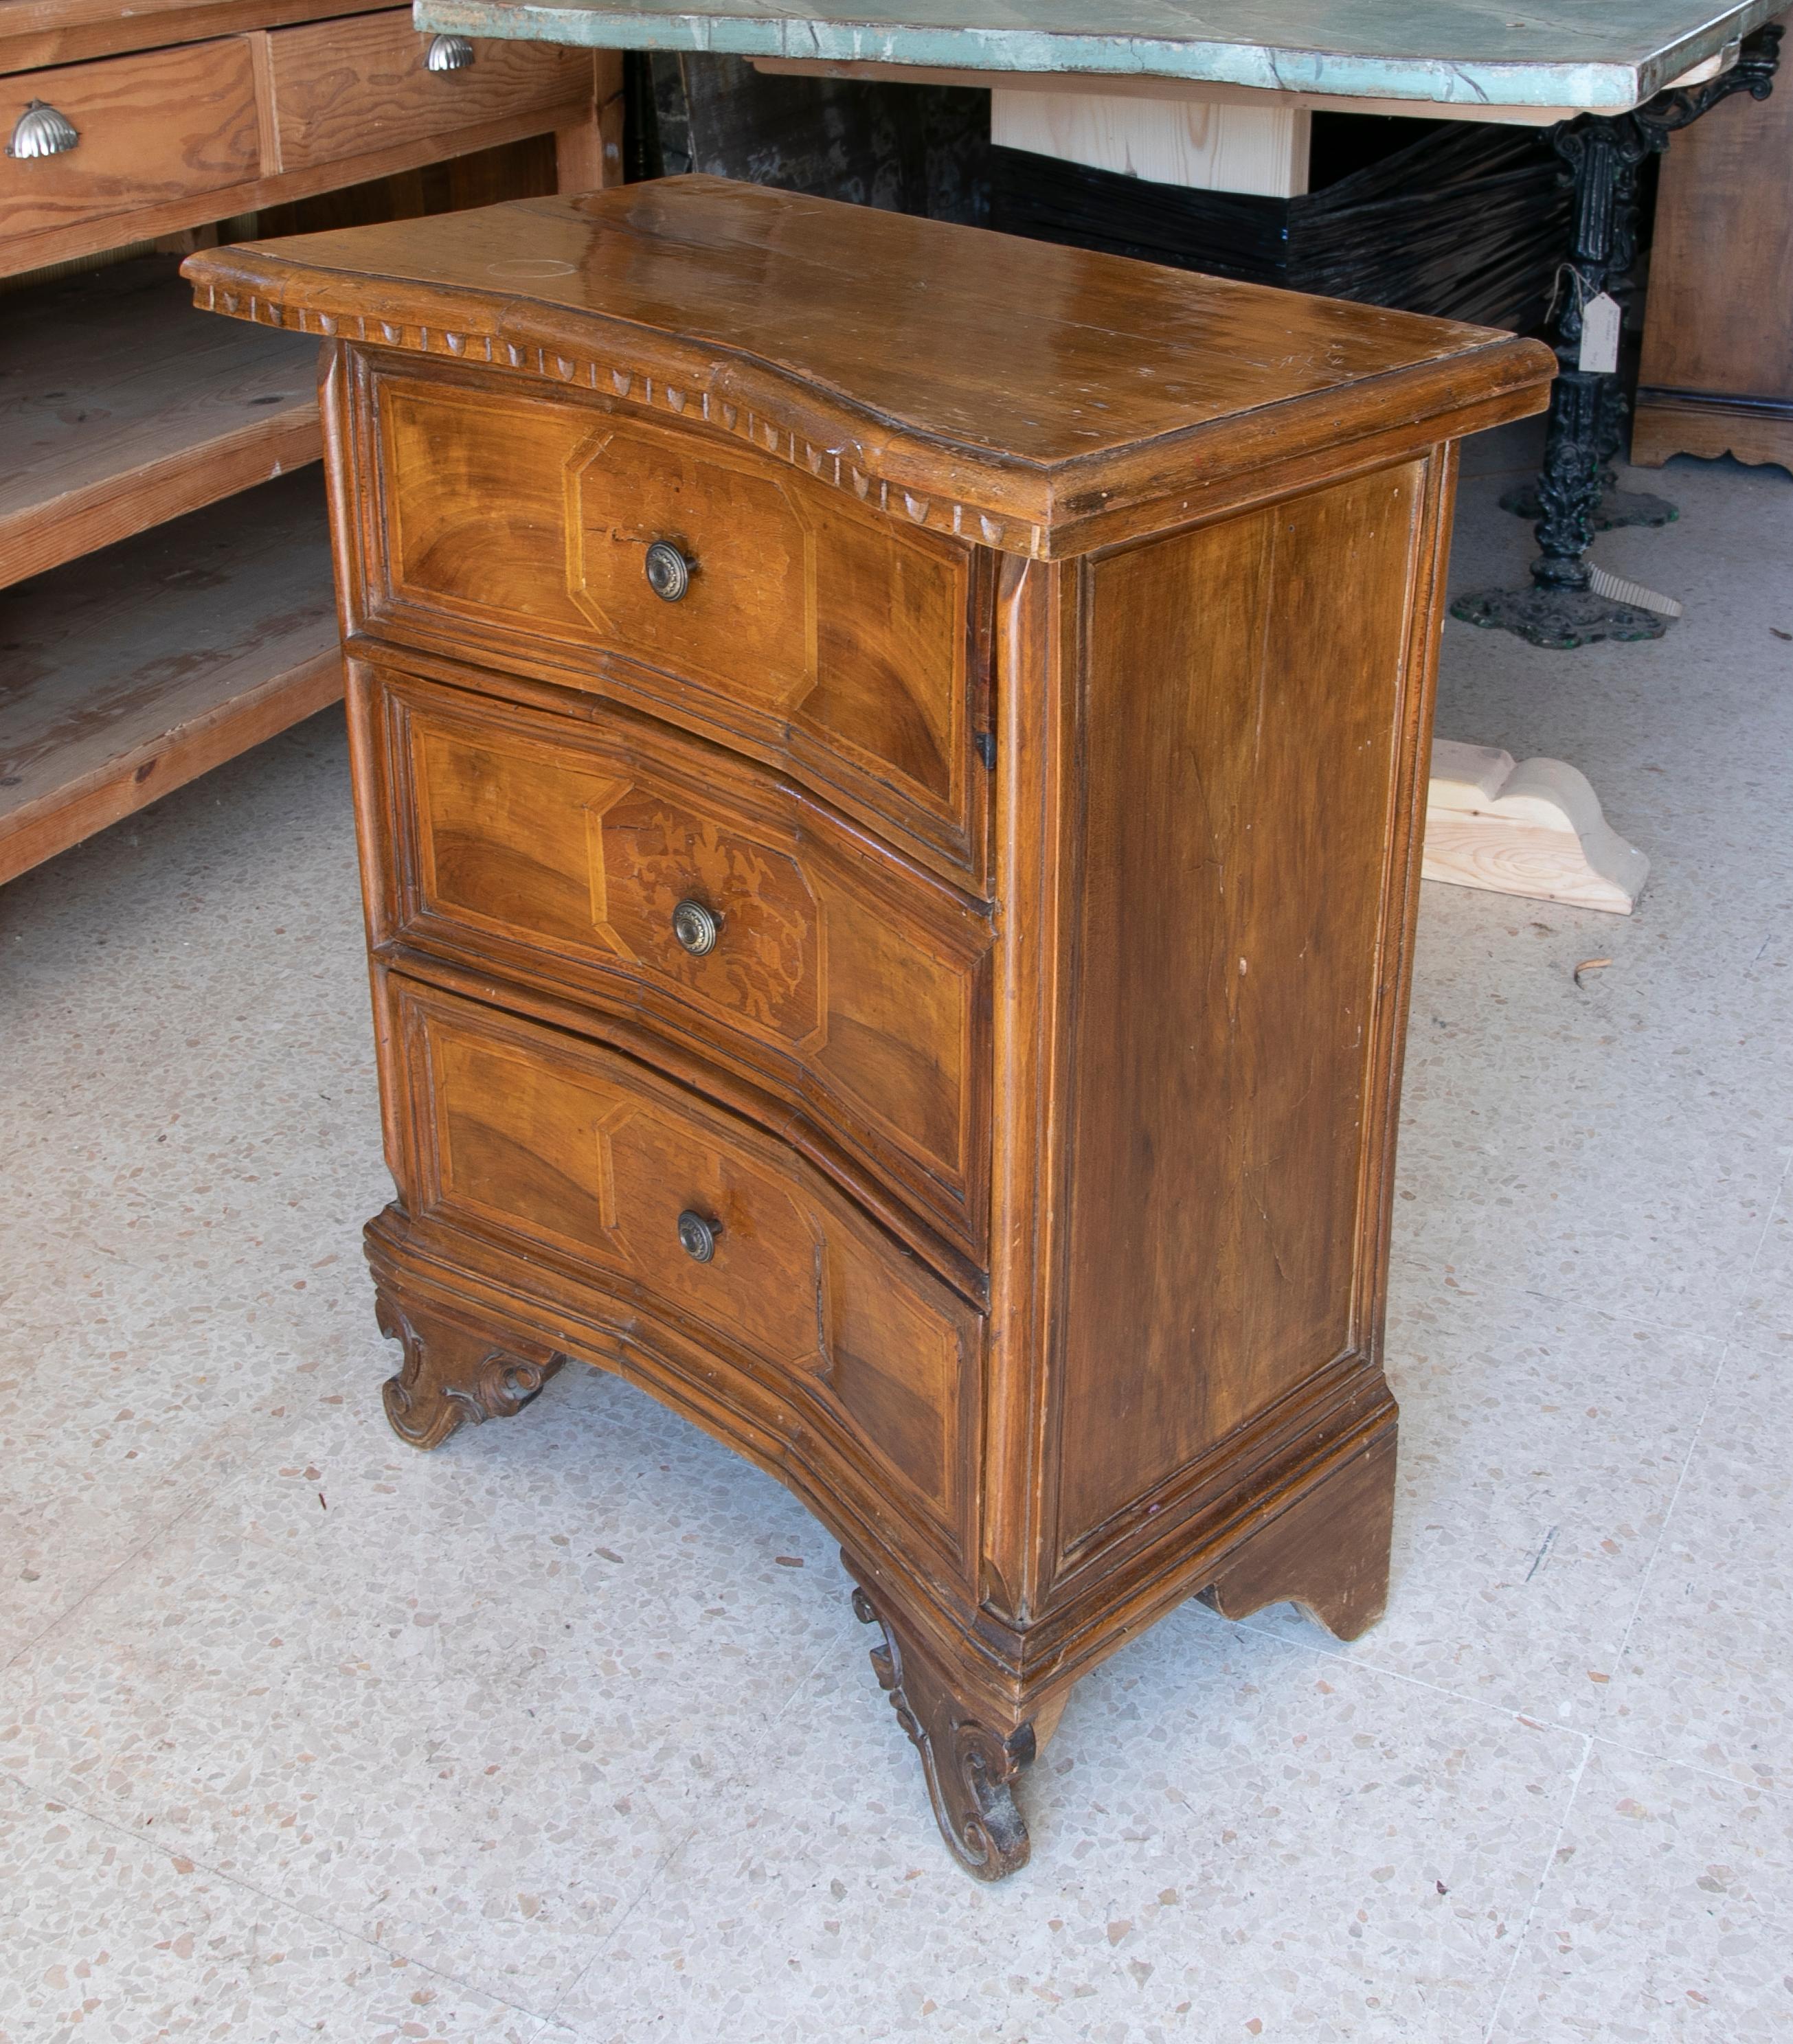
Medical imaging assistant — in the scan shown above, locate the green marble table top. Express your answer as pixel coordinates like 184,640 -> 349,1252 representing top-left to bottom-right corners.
409,0 -> 1781,111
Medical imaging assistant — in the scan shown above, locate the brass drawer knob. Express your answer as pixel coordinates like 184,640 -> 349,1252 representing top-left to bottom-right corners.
425,34 -> 475,71
671,898 -> 720,956
644,540 -> 692,602
677,1210 -> 719,1262
8,101 -> 79,159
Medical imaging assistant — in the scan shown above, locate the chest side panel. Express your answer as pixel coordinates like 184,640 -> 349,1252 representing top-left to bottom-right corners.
1052,461 -> 1429,1563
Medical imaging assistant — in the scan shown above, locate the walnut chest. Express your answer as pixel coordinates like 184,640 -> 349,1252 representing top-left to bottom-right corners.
185,179 -> 1551,1878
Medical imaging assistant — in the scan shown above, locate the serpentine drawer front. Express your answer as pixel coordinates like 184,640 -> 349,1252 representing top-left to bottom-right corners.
352,359 -> 991,889
185,177 -> 1553,1880
387,975 -> 981,1573
361,663 -> 993,1260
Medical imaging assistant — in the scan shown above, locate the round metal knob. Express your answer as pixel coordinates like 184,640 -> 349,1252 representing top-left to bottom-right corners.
425,34 -> 475,71
671,898 -> 721,957
677,1210 -> 719,1263
644,540 -> 691,602
8,101 -> 79,159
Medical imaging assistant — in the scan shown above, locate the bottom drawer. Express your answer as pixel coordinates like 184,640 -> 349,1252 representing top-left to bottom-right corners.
389,974 -> 980,1555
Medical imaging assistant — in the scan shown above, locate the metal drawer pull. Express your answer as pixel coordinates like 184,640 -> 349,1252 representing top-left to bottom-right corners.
644,540 -> 692,602
671,898 -> 721,957
8,102 -> 79,159
425,34 -> 475,71
677,1210 -> 719,1263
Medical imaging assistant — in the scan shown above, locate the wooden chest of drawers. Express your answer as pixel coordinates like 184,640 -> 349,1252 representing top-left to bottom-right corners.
185,179 -> 1551,1878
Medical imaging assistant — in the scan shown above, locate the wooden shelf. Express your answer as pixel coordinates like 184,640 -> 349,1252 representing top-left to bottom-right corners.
0,466 -> 341,885
1,255 -> 324,591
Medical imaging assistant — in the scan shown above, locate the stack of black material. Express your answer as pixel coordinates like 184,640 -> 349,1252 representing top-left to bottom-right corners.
633,56 -> 1570,334
991,115 -> 1571,332
636,51 -> 989,225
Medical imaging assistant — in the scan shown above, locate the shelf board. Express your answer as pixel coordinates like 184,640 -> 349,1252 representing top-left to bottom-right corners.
0,466 -> 341,885
0,255 -> 324,591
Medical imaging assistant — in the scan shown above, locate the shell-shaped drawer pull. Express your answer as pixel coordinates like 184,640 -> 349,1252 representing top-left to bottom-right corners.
677,1210 -> 719,1264
425,34 -> 475,71
644,539 -> 692,602
671,898 -> 721,957
8,101 -> 79,159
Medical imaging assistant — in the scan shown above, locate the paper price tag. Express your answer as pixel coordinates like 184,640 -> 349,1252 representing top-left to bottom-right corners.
1578,292 -> 1621,374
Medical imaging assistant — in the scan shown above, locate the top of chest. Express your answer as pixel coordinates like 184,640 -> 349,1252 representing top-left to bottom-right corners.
185,174 -> 1550,558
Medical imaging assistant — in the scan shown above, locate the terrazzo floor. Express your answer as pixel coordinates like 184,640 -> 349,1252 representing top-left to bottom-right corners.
3,424 -> 1790,2043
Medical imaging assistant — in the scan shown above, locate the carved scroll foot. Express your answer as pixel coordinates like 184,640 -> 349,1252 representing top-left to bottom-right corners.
846,1565 -> 1035,1882
1198,1424 -> 1398,1643
375,1290 -> 563,1451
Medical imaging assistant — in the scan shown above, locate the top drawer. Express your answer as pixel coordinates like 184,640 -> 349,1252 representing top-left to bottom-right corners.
1,40 -> 258,241
346,356 -> 992,892
264,10 -> 591,174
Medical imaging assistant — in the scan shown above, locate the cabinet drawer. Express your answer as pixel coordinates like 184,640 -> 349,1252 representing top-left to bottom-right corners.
366,665 -> 992,1262
353,359 -> 990,891
394,977 -> 980,1552
264,10 -> 591,174
1,40 -> 259,240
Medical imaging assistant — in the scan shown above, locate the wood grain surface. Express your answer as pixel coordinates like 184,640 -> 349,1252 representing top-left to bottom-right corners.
367,664 -> 993,1258
264,9 -> 591,173
394,975 -> 982,1556
1055,461 -> 1432,1558
0,36 -> 261,240
346,356 -> 991,890
184,176 -> 1554,556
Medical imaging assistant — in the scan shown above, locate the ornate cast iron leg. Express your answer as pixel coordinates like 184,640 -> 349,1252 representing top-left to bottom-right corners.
846,1561 -> 1037,1882
1456,25 -> 1780,648
1498,370 -> 1679,532
376,1288 -> 563,1450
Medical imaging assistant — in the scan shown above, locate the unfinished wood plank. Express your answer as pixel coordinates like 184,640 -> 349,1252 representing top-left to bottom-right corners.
1423,738 -> 1649,914
0,466 -> 341,885
0,254 -> 322,591
991,82 -> 1309,194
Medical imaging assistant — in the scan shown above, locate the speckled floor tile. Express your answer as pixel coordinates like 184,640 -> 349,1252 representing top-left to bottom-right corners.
0,1773 -> 555,2043
1735,1177 -> 1793,1350
1235,1273 -> 1720,1725
0,715 -> 388,1668
1400,442 -> 1793,1328
1597,1345 -> 1793,1793
1485,1745 -> 1793,2044
1386,879 -> 1789,1333
553,1606 -> 1581,2044
0,1354 -> 850,2016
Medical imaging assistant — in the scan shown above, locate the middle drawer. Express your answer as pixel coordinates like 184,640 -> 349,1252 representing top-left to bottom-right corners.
361,663 -> 994,1263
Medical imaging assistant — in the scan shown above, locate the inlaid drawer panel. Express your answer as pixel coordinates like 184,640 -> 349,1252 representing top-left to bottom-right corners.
368,666 -> 993,1260
394,977 -> 980,1553
264,10 -> 591,174
354,361 -> 990,889
1,40 -> 259,241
